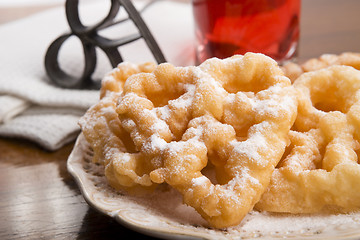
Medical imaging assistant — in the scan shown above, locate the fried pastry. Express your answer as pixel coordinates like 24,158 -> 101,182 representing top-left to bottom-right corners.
282,52 -> 360,82
116,53 -> 297,228
79,62 -> 158,193
80,52 -> 360,228
256,65 -> 360,213
79,53 -> 298,228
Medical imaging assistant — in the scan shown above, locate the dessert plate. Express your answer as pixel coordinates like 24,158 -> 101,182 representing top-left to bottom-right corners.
67,133 -> 360,240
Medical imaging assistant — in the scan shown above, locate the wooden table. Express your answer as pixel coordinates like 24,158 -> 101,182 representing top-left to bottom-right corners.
0,0 -> 359,239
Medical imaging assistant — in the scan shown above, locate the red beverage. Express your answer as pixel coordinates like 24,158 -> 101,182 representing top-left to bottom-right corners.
192,0 -> 301,64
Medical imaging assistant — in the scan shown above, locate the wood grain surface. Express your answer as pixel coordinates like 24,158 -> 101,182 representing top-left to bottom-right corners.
0,0 -> 359,239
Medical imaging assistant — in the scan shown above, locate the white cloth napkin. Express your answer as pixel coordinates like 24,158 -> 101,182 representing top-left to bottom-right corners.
0,0 -> 194,150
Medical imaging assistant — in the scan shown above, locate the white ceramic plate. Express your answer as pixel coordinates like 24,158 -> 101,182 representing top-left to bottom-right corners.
67,134 -> 360,240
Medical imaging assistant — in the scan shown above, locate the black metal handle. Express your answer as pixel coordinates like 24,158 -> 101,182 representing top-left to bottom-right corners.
45,0 -> 166,89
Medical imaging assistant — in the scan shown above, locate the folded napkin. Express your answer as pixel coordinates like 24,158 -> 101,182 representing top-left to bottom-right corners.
0,0 -> 194,150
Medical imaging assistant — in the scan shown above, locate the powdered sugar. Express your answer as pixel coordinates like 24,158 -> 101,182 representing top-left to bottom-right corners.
84,54 -> 337,237
149,134 -> 168,151
167,90 -> 194,111
191,176 -> 208,186
77,141 -> 360,239
252,84 -> 296,118
228,210 -> 360,238
155,105 -> 171,121
141,109 -> 168,133
230,128 -> 269,169
229,169 -> 261,189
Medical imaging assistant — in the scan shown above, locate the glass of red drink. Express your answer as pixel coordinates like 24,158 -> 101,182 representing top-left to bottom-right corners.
192,0 -> 301,64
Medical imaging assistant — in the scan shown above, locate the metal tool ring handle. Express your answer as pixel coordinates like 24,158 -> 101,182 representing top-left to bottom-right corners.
45,0 -> 121,89
44,33 -> 97,89
66,0 -> 120,34
66,0 -> 126,67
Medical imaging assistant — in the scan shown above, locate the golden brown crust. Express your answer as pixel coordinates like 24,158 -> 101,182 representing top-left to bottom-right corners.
79,54 -> 298,228
80,52 -> 360,229
256,66 -> 360,213
281,52 -> 360,82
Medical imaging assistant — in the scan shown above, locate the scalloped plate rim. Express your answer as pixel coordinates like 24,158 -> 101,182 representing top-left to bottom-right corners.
67,134 -> 221,240
67,133 -> 360,240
